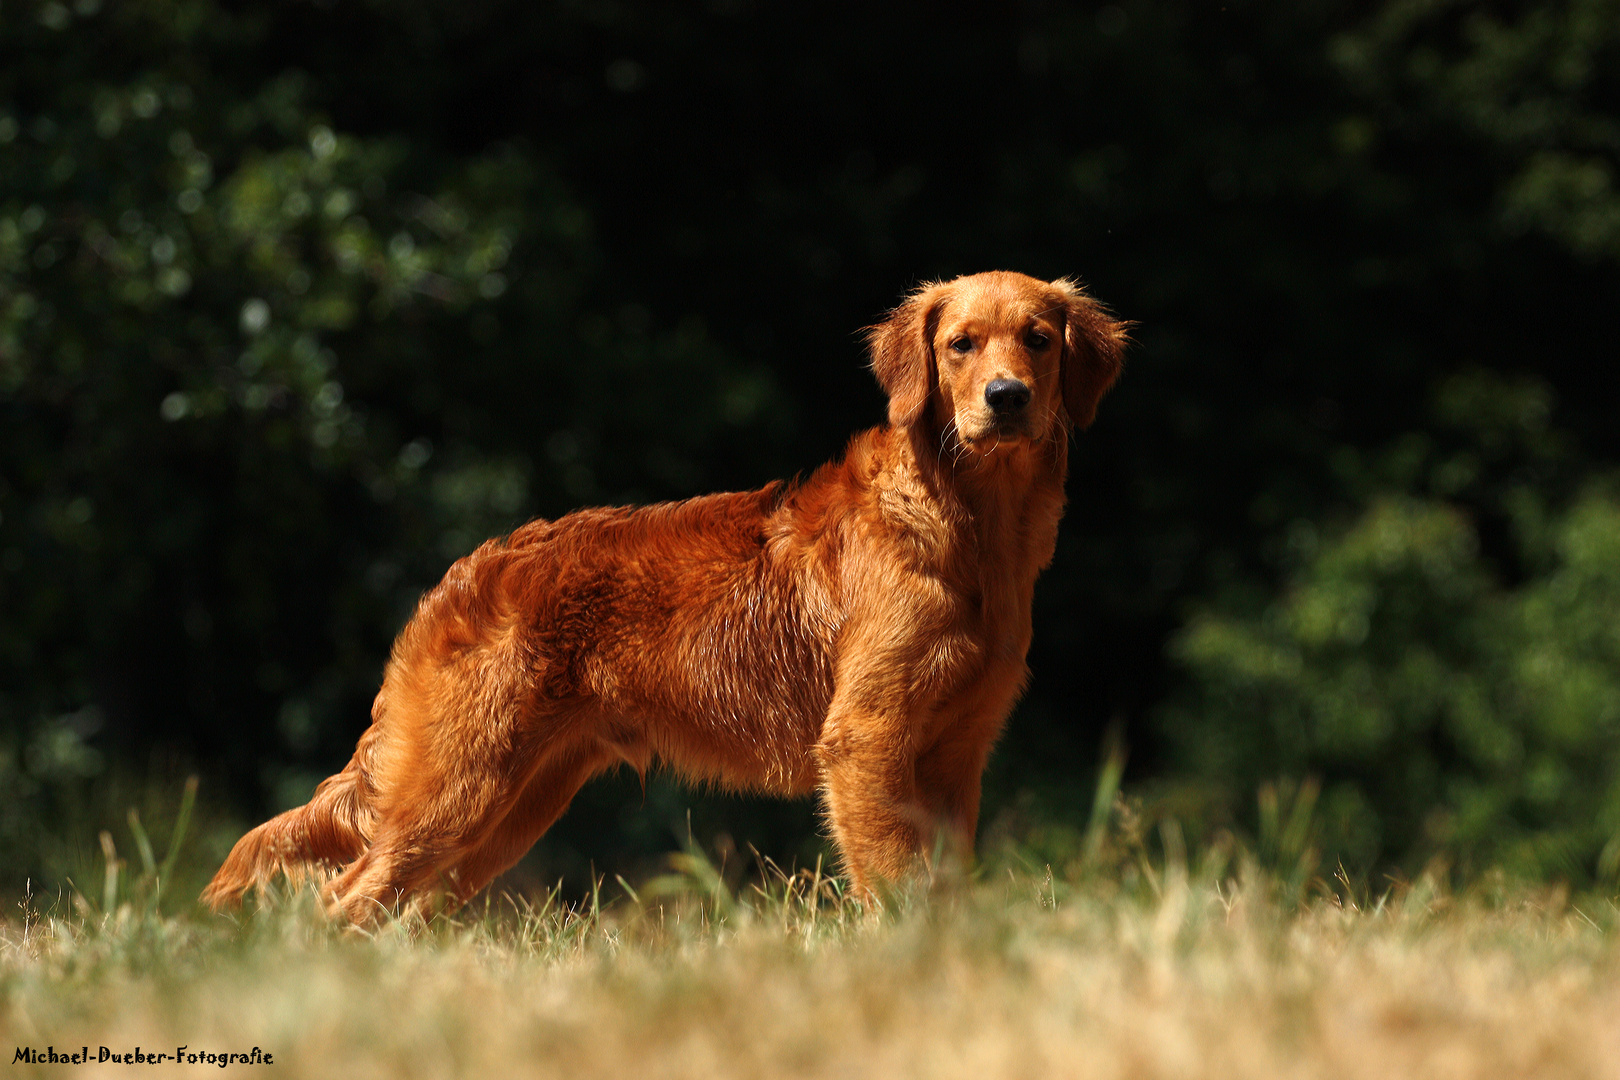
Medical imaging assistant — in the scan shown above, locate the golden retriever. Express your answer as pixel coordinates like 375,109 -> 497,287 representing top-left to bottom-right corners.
202,270 -> 1127,920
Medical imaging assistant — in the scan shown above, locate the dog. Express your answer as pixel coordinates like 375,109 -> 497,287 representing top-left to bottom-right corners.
202,270 -> 1127,921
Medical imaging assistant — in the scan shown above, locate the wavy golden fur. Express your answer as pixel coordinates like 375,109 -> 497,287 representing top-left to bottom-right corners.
202,270 -> 1127,921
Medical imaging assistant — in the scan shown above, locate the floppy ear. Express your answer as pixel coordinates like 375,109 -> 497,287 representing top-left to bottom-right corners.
865,281 -> 948,429
1054,278 -> 1129,429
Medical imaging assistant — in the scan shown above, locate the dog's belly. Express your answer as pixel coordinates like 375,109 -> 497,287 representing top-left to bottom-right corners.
581,592 -> 836,796
601,707 -> 826,796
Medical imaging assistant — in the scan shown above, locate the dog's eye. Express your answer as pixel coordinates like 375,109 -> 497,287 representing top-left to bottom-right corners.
950,337 -> 973,353
1026,332 -> 1050,349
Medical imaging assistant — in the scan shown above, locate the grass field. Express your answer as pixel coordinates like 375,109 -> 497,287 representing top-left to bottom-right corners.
3,839 -> 1618,1080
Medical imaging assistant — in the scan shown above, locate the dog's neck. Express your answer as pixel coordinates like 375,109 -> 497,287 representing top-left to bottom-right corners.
891,422 -> 1070,579
902,420 -> 1067,513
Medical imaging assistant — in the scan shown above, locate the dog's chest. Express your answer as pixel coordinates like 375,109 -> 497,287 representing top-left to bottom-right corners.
911,562 -> 1035,710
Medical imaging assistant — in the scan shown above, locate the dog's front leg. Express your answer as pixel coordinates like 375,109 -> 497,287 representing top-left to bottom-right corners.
913,724 -> 998,866
815,716 -> 924,900
813,637 -> 932,900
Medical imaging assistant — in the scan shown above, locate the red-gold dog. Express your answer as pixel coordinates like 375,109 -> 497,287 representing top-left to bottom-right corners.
203,271 -> 1127,921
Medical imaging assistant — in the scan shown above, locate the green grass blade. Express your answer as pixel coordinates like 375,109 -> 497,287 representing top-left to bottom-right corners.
128,808 -> 158,879
158,775 -> 200,886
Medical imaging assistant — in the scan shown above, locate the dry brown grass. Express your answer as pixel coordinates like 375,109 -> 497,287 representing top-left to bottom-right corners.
2,860 -> 1618,1080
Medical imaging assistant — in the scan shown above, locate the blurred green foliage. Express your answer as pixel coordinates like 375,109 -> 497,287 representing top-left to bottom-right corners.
1161,368 -> 1620,881
2,0 -> 1618,893
0,2 -> 554,863
1163,481 -> 1620,882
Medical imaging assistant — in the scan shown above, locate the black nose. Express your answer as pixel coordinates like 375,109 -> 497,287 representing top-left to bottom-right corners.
984,378 -> 1031,413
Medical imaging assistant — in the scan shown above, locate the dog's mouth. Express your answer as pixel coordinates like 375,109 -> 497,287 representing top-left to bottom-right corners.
958,420 -> 1038,450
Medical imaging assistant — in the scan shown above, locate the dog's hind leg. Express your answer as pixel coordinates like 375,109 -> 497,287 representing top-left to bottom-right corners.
440,741 -> 614,907
320,699 -> 601,924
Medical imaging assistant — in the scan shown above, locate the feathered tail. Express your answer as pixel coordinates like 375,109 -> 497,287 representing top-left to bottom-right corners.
200,760 -> 373,909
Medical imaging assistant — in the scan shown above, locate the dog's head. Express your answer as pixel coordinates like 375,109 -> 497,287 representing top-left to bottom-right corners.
866,271 -> 1127,450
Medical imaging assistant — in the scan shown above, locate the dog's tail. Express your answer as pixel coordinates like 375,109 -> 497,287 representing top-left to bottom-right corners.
200,758 -> 374,910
